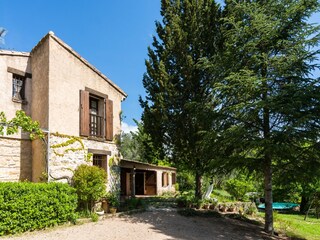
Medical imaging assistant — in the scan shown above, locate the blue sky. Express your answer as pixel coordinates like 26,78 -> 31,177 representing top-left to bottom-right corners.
0,0 -> 162,132
1,1 -> 319,133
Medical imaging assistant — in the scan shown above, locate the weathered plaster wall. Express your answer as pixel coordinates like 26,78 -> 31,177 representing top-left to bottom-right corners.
0,51 -> 32,118
156,170 -> 176,195
0,51 -> 33,182
47,34 -> 124,138
0,33 -> 125,185
31,36 -> 50,181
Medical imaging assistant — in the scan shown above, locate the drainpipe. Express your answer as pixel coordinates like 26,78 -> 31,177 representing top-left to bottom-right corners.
41,128 -> 50,182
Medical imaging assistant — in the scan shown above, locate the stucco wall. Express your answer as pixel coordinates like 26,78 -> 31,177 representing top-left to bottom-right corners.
0,52 -> 32,118
0,52 -> 33,182
0,33 -> 125,184
156,169 -> 176,195
47,35 -> 124,137
31,36 -> 50,181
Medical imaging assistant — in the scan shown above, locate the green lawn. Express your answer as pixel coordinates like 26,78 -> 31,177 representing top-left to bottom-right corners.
258,212 -> 320,240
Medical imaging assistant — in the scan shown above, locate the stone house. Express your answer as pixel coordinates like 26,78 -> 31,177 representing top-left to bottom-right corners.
0,31 -> 177,196
0,32 -> 126,190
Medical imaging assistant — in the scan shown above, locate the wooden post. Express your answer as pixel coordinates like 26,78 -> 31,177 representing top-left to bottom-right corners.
131,167 -> 136,198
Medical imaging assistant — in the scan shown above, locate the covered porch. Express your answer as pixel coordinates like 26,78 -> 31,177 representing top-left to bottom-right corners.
120,159 -> 176,198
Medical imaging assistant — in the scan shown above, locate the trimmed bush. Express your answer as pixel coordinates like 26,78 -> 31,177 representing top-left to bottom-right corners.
0,182 -> 77,236
72,164 -> 107,211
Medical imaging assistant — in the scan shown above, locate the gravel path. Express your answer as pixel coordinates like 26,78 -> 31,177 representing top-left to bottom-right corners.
1,209 -> 282,240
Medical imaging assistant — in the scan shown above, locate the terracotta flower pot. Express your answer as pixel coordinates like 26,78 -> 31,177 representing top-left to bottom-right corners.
110,207 -> 117,215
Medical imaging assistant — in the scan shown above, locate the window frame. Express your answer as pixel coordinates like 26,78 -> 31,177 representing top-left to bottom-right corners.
80,88 -> 113,140
7,67 -> 31,104
162,172 -> 169,187
12,73 -> 26,101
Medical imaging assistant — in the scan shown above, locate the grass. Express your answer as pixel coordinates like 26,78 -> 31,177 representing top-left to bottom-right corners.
258,212 -> 320,240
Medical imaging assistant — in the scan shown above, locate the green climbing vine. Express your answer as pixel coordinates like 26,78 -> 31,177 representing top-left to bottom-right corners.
51,132 -> 92,162
0,110 -> 44,139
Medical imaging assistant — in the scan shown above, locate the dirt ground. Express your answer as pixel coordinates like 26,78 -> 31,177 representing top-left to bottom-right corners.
1,208 -> 284,240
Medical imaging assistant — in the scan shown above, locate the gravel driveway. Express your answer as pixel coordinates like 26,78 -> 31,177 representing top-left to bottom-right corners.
1,209 -> 282,240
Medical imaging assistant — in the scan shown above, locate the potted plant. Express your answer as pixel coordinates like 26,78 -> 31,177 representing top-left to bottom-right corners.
107,192 -> 119,214
95,207 -> 105,216
101,198 -> 109,213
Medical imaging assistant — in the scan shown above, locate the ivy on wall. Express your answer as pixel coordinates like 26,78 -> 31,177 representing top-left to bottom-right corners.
50,132 -> 92,162
0,110 -> 44,139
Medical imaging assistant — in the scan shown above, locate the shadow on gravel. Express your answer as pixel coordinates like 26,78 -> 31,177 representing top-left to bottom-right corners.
122,209 -> 280,240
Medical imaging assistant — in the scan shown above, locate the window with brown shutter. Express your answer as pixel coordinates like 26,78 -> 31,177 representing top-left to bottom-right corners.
80,89 -> 114,141
80,90 -> 90,136
105,99 -> 113,141
172,172 -> 176,185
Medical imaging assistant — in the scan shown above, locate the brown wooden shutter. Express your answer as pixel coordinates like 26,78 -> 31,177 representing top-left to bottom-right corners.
105,99 -> 113,141
80,90 -> 89,136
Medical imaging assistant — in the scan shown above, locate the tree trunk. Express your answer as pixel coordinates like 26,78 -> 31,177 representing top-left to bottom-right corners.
264,153 -> 273,234
195,172 -> 202,199
261,65 -> 273,234
300,195 -> 309,214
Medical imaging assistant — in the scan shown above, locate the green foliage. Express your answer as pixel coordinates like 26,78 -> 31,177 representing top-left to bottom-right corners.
177,171 -> 195,192
120,132 -> 141,161
272,184 -> 302,204
225,173 -> 256,201
140,0 -> 320,233
176,190 -> 198,208
140,0 -> 223,198
260,212 -> 320,240
213,0 -> 320,233
72,164 -> 107,211
106,192 -> 119,208
210,189 -> 233,202
177,208 -> 221,218
90,213 -> 99,222
0,182 -> 77,236
0,110 -> 44,139
123,198 -> 145,211
51,132 -> 86,158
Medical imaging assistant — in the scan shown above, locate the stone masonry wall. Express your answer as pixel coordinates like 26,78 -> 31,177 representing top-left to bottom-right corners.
48,134 -> 120,192
0,137 -> 32,182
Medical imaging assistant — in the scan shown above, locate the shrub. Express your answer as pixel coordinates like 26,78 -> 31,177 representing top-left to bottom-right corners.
210,189 -> 233,202
176,190 -> 197,208
177,171 -> 195,192
123,197 -> 145,211
106,192 -> 120,208
0,182 -> 77,236
225,175 -> 255,201
72,164 -> 107,211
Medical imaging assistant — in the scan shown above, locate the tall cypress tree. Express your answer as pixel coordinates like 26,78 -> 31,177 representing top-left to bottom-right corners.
140,0 -> 222,198
218,0 -> 320,234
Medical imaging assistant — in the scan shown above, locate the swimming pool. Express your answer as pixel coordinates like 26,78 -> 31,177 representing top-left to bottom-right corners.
258,202 -> 299,210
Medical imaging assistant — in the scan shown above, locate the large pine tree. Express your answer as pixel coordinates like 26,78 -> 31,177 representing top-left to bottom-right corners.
140,0 -> 222,198
218,0 -> 320,233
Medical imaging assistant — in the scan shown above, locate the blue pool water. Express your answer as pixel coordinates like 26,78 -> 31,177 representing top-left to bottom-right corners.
258,202 -> 299,210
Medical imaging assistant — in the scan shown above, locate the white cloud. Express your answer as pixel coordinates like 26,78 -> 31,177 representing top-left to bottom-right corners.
121,122 -> 138,134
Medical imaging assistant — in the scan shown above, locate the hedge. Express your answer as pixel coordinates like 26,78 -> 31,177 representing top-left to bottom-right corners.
0,182 -> 77,236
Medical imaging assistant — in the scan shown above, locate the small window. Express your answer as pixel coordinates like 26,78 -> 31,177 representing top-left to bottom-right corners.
89,96 -> 103,137
12,74 -> 25,101
172,172 -> 176,185
93,154 -> 107,169
162,172 -> 169,187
